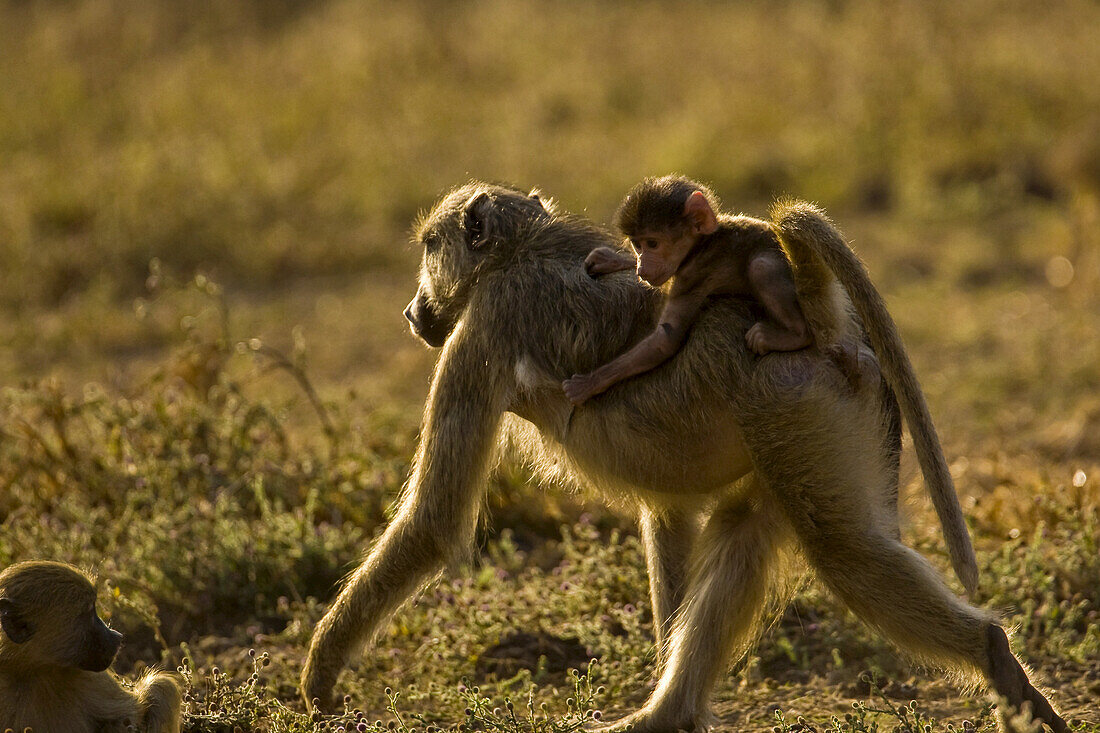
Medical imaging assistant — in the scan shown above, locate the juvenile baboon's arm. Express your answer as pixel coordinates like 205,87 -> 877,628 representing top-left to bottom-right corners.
302,324 -> 510,711
563,291 -> 706,405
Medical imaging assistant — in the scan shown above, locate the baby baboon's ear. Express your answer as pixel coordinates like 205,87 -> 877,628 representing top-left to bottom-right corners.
529,189 -> 544,207
463,191 -> 493,250
0,598 -> 34,644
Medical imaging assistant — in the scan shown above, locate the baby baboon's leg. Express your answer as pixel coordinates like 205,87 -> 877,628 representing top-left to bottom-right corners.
639,506 -> 697,665
608,485 -> 790,731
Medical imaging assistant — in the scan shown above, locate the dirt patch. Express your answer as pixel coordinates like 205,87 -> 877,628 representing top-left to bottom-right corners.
475,631 -> 594,680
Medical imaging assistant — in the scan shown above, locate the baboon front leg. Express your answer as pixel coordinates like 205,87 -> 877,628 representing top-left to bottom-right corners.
133,671 -> 183,733
301,495 -> 480,711
598,485 -> 790,733
301,331 -> 508,711
639,506 -> 697,666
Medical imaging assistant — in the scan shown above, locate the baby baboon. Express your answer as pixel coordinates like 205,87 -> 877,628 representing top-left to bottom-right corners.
301,182 -> 1066,733
0,561 -> 182,733
563,175 -> 859,407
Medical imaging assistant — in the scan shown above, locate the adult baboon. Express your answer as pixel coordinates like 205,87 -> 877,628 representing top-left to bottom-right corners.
301,182 -> 1066,732
0,561 -> 182,733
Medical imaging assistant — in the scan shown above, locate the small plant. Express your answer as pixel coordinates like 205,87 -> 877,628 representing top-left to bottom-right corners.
772,674 -> 996,733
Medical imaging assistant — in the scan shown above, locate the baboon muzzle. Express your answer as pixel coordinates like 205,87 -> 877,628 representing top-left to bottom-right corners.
404,296 -> 452,348
80,621 -> 123,672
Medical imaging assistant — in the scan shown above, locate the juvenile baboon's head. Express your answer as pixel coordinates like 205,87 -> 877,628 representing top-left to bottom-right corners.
0,561 -> 123,672
405,182 -> 551,347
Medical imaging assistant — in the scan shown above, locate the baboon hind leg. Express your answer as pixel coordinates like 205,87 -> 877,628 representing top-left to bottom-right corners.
597,483 -> 792,733
639,505 -> 698,667
801,521 -> 1068,733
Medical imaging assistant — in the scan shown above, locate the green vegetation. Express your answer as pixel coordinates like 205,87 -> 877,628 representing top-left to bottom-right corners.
0,0 -> 1097,730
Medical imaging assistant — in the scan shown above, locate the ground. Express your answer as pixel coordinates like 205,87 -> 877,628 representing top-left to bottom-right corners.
0,1 -> 1098,731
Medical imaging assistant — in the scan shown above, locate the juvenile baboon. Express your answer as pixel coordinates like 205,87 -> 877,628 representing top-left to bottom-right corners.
563,175 -> 858,406
301,182 -> 1067,733
0,561 -> 182,733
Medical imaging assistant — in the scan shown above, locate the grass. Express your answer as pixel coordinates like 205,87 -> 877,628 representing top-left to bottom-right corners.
0,0 -> 1098,730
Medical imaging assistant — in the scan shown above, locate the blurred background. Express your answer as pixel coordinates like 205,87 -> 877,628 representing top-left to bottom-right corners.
3,0 -> 1099,416
0,0 -> 1097,728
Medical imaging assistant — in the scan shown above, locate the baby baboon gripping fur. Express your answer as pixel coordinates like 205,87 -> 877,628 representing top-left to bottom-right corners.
564,175 -> 859,406
0,561 -> 182,733
301,182 -> 1066,733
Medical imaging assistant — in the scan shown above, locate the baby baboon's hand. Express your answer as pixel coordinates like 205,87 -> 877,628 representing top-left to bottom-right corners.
584,247 -> 634,277
563,374 -> 601,405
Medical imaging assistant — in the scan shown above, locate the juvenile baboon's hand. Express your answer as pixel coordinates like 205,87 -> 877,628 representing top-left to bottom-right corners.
584,247 -> 632,277
563,374 -> 600,405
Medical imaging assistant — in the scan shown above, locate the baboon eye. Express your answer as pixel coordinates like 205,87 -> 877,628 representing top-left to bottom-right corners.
465,215 -> 483,243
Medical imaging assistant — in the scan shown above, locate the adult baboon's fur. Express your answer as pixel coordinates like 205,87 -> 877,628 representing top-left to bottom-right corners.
301,183 -> 1066,732
0,561 -> 182,733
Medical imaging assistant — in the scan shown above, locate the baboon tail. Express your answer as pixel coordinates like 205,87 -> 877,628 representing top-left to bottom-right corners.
770,199 -> 979,595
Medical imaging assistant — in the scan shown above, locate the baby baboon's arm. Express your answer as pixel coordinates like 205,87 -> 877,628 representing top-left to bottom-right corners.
563,290 -> 707,405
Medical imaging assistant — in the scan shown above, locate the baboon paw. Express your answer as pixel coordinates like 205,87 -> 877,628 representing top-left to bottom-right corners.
300,664 -> 339,713
1000,694 -> 1071,733
587,709 -> 712,733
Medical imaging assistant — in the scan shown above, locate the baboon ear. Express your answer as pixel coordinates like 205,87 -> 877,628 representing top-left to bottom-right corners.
0,599 -> 34,644
685,191 -> 718,235
528,189 -> 544,207
463,192 -> 493,250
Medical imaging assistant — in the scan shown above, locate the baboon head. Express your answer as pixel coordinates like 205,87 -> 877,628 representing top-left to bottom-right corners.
405,182 -> 551,347
0,561 -> 123,672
